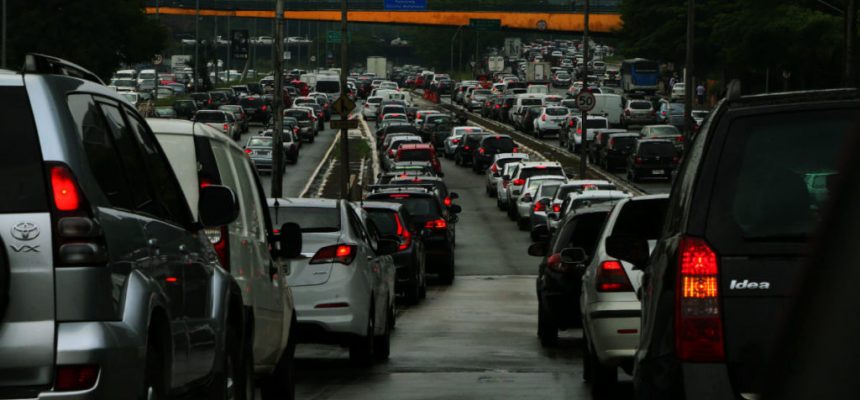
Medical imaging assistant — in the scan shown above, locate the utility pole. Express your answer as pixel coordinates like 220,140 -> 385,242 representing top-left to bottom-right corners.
2,0 -> 6,69
475,29 -> 480,75
226,10 -> 231,83
847,0 -> 857,86
271,0 -> 286,198
683,0 -> 695,141
194,0 -> 200,91
339,0 -> 350,199
579,0 -> 590,179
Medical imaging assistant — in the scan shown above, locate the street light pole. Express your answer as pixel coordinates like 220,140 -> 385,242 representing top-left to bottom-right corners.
683,0 -> 695,141
846,0 -> 857,86
271,0 -> 286,198
194,0 -> 199,91
579,0 -> 590,179
450,25 -> 464,74
339,0 -> 350,199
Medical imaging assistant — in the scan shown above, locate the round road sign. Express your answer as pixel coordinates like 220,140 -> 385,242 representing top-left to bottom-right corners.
575,91 -> 596,112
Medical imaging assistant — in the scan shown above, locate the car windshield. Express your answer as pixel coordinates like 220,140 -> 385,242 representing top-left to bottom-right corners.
398,149 -> 432,161
269,206 -> 341,232
630,101 -> 651,110
248,138 -> 272,147
546,108 -> 568,116
650,126 -> 680,136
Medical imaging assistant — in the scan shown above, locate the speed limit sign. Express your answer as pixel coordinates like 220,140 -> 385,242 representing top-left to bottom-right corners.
575,91 -> 596,112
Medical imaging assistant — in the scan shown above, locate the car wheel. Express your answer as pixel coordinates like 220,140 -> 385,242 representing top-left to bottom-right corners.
373,305 -> 393,362
403,269 -> 421,305
208,320 -> 253,400
261,317 -> 297,400
141,335 -> 168,400
349,307 -> 375,366
438,255 -> 455,285
537,302 -> 558,347
586,338 -> 618,398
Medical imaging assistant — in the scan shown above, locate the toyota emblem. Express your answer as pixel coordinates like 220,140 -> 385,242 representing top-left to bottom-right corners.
11,222 -> 40,241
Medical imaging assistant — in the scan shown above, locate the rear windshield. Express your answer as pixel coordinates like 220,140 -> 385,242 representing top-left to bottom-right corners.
496,157 -> 526,168
383,106 -> 406,114
538,183 -> 561,198
611,136 -> 638,148
284,110 -> 309,121
473,90 -> 491,96
546,108 -> 568,116
584,119 -> 608,129
570,197 -> 626,211
521,98 -> 542,106
366,210 -> 398,235
195,112 -> 225,122
521,167 -> 564,180
0,87 -> 47,212
611,197 -> 669,240
398,149 -> 432,161
239,97 -> 264,107
639,142 -> 676,157
316,80 -> 340,93
190,93 -> 209,101
482,136 -> 516,152
630,101 -> 651,110
373,196 -> 441,219
248,138 -> 272,147
649,126 -> 680,137
552,211 -> 609,255
710,109 -> 856,243
367,97 -> 382,104
556,184 -> 617,200
269,206 -> 340,232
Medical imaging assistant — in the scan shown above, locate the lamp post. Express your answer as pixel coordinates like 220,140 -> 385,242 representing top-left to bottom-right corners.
271,0 -> 286,198
451,25 -> 464,74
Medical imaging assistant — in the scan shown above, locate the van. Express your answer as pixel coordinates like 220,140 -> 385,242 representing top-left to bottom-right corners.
527,84 -> 549,95
148,118 -> 299,399
591,93 -> 624,127
515,93 -> 545,108
315,76 -> 341,101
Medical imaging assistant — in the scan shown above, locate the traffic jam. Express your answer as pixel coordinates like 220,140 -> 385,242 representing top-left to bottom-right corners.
2,4 -> 860,400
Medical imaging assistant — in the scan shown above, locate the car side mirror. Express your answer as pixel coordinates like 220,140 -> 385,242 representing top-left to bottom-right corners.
276,222 -> 302,258
198,185 -> 239,228
449,192 -> 459,200
560,247 -> 587,266
527,242 -> 548,257
605,235 -> 650,270
449,204 -> 462,214
376,238 -> 399,255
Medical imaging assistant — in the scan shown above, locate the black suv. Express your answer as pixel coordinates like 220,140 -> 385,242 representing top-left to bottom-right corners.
472,134 -> 518,173
363,202 -> 427,304
599,132 -> 639,171
626,139 -> 679,181
454,132 -> 490,167
607,89 -> 860,399
366,188 -> 461,284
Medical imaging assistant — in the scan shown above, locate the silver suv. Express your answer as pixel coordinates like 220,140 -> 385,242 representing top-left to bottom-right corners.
0,54 -> 247,399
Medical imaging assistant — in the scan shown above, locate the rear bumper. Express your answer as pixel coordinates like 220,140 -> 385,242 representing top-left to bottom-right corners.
290,271 -> 370,341
23,321 -> 146,400
586,301 -> 641,366
251,158 -> 274,170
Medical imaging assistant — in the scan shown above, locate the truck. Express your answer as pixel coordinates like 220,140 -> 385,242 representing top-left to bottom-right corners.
367,56 -> 387,79
526,61 -> 552,84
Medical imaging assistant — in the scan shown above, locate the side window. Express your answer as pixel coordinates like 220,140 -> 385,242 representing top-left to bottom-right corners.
67,94 -> 133,208
348,208 -> 372,247
125,109 -> 192,226
97,101 -> 157,215
209,141 -> 246,233
235,156 -> 265,241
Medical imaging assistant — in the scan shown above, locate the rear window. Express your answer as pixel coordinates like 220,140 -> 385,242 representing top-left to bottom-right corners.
0,87 -> 48,212
521,167 -> 564,180
546,108 -> 568,116
639,142 -> 676,157
539,183 -> 561,197
552,211 -> 610,255
190,93 -> 209,101
248,138 -> 272,147
709,109 -> 856,243
611,136 -> 638,149
611,198 -> 669,240
473,90 -> 491,96
367,97 -> 382,104
521,98 -> 542,106
398,149 -> 432,161
365,210 -> 397,235
269,206 -> 340,232
496,157 -> 526,168
482,136 -> 516,152
373,196 -> 441,219
284,110 -> 309,121
316,80 -> 340,93
630,101 -> 651,110
649,126 -> 680,137
239,97 -> 263,107
584,119 -> 609,129
195,112 -> 225,122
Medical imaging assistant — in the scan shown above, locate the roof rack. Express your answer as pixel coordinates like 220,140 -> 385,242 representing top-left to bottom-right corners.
22,53 -> 104,85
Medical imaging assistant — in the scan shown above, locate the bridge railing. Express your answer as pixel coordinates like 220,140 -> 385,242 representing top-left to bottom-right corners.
148,0 -> 620,13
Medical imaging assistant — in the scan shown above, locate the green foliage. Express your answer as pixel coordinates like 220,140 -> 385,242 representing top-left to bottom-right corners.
7,0 -> 168,80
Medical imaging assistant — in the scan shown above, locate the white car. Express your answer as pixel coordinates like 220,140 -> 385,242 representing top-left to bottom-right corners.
548,190 -> 632,232
580,194 -> 669,392
571,116 -> 609,152
496,162 -> 520,210
504,162 -> 566,218
670,82 -> 686,101
269,198 -> 398,364
486,153 -> 529,196
193,110 -> 241,140
149,118 -> 299,398
514,175 -> 569,230
533,106 -> 570,139
362,96 -> 383,120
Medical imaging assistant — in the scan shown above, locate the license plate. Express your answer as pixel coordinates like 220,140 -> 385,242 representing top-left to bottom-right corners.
258,151 -> 271,156
653,169 -> 664,175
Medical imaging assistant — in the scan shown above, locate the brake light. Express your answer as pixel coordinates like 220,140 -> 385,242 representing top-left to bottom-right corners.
552,204 -> 561,213
546,253 -> 568,272
577,128 -> 582,135
463,145 -> 470,151
443,196 -> 452,207
223,123 -> 229,132
394,213 -> 411,251
495,104 -> 500,109
424,218 -> 447,229
569,119 -> 575,127
478,147 -> 485,154
596,260 -> 633,292
51,165 -> 81,211
244,148 -> 253,154
624,109 -> 630,116
513,178 -> 525,186
55,365 -> 99,391
388,149 -> 395,157
389,193 -> 410,198
634,156 -> 643,165
490,164 -> 498,174
294,127 -> 299,133
512,147 -> 519,153
311,244 -> 357,265
451,138 -> 460,144
205,226 -> 230,270
676,236 -> 724,362
609,137 -> 616,147
541,115 -> 547,121
533,201 -> 546,212
677,135 -> 685,142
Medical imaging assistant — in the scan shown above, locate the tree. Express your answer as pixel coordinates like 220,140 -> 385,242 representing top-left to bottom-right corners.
7,0 -> 167,80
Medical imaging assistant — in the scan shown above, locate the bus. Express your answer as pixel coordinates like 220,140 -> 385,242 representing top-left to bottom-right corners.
620,58 -> 660,94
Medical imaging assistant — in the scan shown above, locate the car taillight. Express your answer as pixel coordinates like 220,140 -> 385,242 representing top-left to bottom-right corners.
533,201 -> 545,212
424,218 -> 447,229
294,127 -> 299,133
388,149 -> 395,157
634,156 -> 643,165
541,115 -> 547,121
394,213 -> 411,251
576,128 -> 582,135
490,164 -> 498,174
676,236 -> 724,362
311,244 -> 357,265
463,145 -> 470,151
478,147 -> 485,154
609,137 -> 616,147
552,204 -> 561,213
51,165 -> 81,211
546,253 -> 568,273
55,365 -> 99,391
48,163 -> 108,267
596,260 -> 634,292
513,178 -> 525,186
244,148 -> 253,155
624,109 -> 630,116
451,138 -> 460,144
223,123 -> 229,132
443,196 -> 452,207
205,226 -> 230,270
677,135 -> 685,142
662,111 -> 667,116
495,104 -> 500,109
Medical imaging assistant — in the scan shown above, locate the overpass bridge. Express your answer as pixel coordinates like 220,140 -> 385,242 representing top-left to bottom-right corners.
145,0 -> 622,33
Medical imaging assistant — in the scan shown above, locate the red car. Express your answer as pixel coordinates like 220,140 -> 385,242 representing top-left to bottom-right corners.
395,143 -> 441,175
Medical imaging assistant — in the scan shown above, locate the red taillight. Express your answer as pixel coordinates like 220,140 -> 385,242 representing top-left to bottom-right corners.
223,123 -> 229,132
676,236 -> 724,362
478,147 -> 485,154
261,105 -> 268,111
50,165 -> 81,211
388,149 -> 395,157
55,365 -> 99,391
490,163 -> 498,173
512,147 -> 519,153
576,128 -> 582,135
568,119 -> 574,127
677,135 -> 685,142
389,193 -> 411,198
444,197 -> 452,207
294,127 -> 299,133
533,201 -> 546,212
495,104 -> 500,109
541,115 -> 547,121
513,178 -> 525,186
244,148 -> 253,154
609,137 -> 616,147
451,138 -> 460,144
624,109 -> 631,116
546,253 -> 568,272
634,156 -> 643,165
596,260 -> 634,292
424,218 -> 447,229
311,244 -> 357,265
463,145 -> 471,151
394,213 -> 411,251
206,226 -> 230,270
552,204 -> 561,213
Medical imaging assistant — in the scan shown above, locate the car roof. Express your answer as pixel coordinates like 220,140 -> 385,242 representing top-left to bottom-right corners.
147,118 -> 240,149
267,197 -> 339,208
565,190 -> 630,199
361,201 -> 404,212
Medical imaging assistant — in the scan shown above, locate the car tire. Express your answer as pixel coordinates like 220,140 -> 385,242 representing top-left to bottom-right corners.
208,318 -> 253,400
261,316 -> 297,400
349,307 -> 375,366
373,305 -> 393,362
537,302 -> 558,347
141,334 -> 168,400
438,255 -> 455,285
517,217 -> 529,231
586,338 -> 618,398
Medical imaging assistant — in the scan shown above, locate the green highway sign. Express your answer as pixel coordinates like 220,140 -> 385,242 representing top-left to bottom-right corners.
469,19 -> 501,30
326,30 -> 352,44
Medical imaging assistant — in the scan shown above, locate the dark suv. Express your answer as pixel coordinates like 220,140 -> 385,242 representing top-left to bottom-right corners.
0,54 -> 249,399
626,139 -> 679,181
454,132 -> 490,167
607,88 -> 860,399
366,188 -> 461,284
363,202 -> 427,304
472,134 -> 518,173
